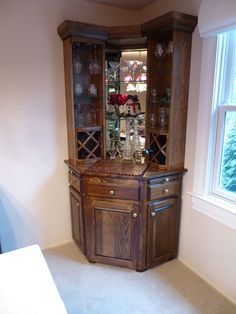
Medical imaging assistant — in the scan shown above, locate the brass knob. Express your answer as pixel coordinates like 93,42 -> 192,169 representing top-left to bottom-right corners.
164,177 -> 170,182
76,202 -> 80,207
164,188 -> 169,194
109,190 -> 115,195
70,180 -> 73,185
133,212 -> 138,218
69,170 -> 73,174
151,211 -> 156,217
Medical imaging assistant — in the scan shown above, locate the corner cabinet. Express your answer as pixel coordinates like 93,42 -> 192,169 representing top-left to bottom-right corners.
58,12 -> 197,271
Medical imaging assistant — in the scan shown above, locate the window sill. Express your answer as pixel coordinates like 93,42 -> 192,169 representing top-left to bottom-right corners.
189,192 -> 236,230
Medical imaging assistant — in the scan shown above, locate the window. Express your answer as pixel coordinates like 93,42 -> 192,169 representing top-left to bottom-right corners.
210,30 -> 236,202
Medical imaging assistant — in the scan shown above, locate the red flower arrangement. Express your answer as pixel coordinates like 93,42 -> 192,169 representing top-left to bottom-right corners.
107,94 -> 141,117
108,94 -> 128,107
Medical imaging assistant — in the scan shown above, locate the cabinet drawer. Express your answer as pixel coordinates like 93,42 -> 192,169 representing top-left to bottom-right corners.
148,175 -> 179,200
87,184 -> 139,200
68,171 -> 81,193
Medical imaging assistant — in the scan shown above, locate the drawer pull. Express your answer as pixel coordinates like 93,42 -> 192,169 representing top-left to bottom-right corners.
152,204 -> 172,214
69,170 -> 73,174
164,177 -> 170,182
132,212 -> 138,218
163,188 -> 169,194
70,180 -> 73,185
109,190 -> 115,195
76,202 -> 80,207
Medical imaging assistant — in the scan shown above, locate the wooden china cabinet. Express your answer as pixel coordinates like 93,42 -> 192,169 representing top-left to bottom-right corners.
58,12 -> 197,271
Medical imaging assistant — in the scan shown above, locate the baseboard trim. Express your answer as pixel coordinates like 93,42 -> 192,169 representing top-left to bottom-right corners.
178,257 -> 236,306
42,238 -> 73,251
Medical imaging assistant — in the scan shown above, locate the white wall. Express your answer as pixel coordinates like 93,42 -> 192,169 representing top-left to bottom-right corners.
179,31 -> 236,304
0,0 -> 139,252
140,0 -> 201,22
142,0 -> 236,305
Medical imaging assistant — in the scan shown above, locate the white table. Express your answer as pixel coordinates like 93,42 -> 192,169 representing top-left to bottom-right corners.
0,245 -> 67,314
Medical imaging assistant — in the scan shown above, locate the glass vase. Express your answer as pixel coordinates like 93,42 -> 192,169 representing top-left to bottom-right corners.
123,119 -> 133,160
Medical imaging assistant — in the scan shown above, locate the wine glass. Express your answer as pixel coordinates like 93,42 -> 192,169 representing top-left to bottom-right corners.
93,45 -> 101,74
73,44 -> 82,74
166,41 -> 174,56
75,103 -> 84,128
151,88 -> 158,102
154,43 -> 166,59
89,45 -> 101,75
90,104 -> 98,126
158,107 -> 168,130
150,113 -> 157,128
89,47 -> 94,75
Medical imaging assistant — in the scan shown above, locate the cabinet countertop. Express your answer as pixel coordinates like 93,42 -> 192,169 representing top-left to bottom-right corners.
65,159 -> 187,180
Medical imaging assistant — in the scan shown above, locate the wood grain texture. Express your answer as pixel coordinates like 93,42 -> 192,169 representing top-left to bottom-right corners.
95,207 -> 132,260
85,197 -> 139,269
141,11 -> 198,35
60,11 -> 196,270
63,38 -> 76,160
69,187 -> 86,254
147,198 -> 176,267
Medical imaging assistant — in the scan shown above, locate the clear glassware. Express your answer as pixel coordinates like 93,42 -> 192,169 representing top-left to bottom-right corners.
75,103 -> 83,128
93,45 -> 101,74
108,139 -> 117,160
74,83 -> 83,96
89,47 -> 94,75
73,44 -> 82,74
89,45 -> 101,75
158,107 -> 168,130
150,113 -> 157,128
90,104 -> 98,126
166,41 -> 174,56
132,119 -> 142,163
154,43 -> 166,59
123,119 -> 133,160
151,88 -> 158,102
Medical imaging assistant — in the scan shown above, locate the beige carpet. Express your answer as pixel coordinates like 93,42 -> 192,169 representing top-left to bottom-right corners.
43,241 -> 236,314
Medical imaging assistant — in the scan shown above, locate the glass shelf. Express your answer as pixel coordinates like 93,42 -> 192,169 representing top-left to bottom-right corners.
75,126 -> 102,132
74,95 -> 102,99
107,80 -> 147,84
147,127 -> 168,135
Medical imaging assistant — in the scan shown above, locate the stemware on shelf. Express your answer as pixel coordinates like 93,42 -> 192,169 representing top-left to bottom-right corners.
158,107 -> 168,130
88,84 -> 97,96
151,88 -> 158,102
73,44 -> 82,74
90,104 -> 98,126
75,103 -> 84,128
74,83 -> 83,96
166,41 -> 174,56
93,45 -> 101,74
154,43 -> 166,59
150,113 -> 157,128
154,41 -> 174,60
89,45 -> 101,75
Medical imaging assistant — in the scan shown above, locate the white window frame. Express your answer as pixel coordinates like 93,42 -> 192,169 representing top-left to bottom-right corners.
191,33 -> 236,230
211,106 -> 236,202
209,30 -> 236,203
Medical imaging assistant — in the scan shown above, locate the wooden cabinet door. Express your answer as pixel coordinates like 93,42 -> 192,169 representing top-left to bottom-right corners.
69,187 -> 85,254
85,197 -> 139,269
147,198 -> 179,267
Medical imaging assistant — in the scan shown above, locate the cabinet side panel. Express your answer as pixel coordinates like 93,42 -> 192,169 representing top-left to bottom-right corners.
168,31 -> 192,169
63,38 -> 76,159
